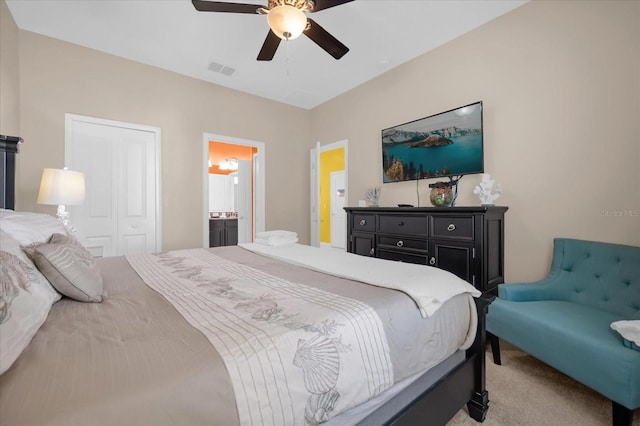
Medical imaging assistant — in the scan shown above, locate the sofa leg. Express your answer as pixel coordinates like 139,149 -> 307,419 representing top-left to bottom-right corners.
487,332 -> 502,365
612,401 -> 633,426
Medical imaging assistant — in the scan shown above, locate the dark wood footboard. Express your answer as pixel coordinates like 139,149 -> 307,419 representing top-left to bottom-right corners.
387,295 -> 493,425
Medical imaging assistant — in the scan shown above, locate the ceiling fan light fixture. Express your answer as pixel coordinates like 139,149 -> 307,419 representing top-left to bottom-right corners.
267,5 -> 307,40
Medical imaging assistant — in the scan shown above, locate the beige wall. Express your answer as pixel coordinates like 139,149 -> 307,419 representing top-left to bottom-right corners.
4,1 -> 639,283
15,31 -> 311,250
310,0 -> 640,282
0,0 -> 19,136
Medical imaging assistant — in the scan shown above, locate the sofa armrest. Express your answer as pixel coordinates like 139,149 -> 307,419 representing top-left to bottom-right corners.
498,280 -> 557,301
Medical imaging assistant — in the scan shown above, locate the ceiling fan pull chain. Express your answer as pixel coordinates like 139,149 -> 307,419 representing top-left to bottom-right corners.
285,39 -> 291,78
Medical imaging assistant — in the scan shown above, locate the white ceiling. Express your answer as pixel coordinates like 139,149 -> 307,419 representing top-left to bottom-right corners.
6,0 -> 526,110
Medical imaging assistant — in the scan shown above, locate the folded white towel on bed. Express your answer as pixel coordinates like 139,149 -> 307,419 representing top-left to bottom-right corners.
611,320 -> 640,346
255,230 -> 297,239
254,236 -> 299,246
254,230 -> 298,246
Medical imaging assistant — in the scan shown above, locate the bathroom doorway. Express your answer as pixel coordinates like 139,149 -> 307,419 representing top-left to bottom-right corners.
202,133 -> 265,247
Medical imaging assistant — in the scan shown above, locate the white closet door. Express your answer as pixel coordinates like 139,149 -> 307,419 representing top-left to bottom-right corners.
66,114 -> 161,257
118,132 -> 158,255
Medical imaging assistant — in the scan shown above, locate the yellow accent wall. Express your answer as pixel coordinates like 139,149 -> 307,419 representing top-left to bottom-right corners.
319,147 -> 344,244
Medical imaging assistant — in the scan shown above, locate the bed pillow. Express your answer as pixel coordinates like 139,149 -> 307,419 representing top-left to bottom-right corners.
0,251 -> 57,375
0,230 -> 60,304
0,209 -> 68,246
31,243 -> 103,303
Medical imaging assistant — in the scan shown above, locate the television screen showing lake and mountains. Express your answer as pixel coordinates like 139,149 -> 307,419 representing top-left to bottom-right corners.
382,102 -> 484,183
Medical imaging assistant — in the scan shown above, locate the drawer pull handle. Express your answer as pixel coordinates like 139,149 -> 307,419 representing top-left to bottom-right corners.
398,221 -> 405,226
447,224 -> 456,232
369,248 -> 375,255
429,257 -> 436,266
360,219 -> 367,226
396,240 -> 404,247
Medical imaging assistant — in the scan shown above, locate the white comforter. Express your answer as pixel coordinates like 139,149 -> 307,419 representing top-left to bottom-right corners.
240,243 -> 481,318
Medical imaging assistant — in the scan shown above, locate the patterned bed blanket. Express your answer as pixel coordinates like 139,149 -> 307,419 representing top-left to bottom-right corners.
127,248 -> 393,425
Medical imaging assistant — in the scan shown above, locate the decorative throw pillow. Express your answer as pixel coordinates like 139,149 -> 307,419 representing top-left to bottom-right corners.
23,233 -> 91,260
31,244 -> 103,303
48,233 -> 91,255
0,251 -> 56,375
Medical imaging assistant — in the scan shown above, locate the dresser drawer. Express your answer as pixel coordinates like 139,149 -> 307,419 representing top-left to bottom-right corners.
431,216 -> 474,240
378,215 -> 428,236
351,213 -> 375,232
377,236 -> 427,252
377,249 -> 428,265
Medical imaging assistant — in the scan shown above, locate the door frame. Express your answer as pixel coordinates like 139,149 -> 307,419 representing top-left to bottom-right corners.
202,133 -> 265,248
310,139 -> 348,249
65,113 -> 162,254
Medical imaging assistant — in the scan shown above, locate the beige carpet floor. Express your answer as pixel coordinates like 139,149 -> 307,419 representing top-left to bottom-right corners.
447,342 -> 639,426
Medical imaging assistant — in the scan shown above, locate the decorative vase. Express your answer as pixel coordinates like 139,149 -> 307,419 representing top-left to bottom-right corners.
429,183 -> 453,207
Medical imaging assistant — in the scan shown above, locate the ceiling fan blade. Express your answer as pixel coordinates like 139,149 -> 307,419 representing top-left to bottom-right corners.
191,0 -> 261,14
304,18 -> 349,60
257,30 -> 281,61
309,0 -> 354,12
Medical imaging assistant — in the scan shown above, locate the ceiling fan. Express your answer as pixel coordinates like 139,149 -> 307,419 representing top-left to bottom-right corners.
192,0 -> 353,61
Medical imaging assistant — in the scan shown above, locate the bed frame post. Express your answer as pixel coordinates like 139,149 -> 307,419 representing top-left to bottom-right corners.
466,295 -> 493,422
0,135 -> 22,210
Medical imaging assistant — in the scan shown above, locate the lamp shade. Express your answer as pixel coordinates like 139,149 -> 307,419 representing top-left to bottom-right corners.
37,168 -> 86,206
267,5 -> 307,40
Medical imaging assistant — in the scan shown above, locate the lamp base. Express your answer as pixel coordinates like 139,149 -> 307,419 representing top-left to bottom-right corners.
56,205 -> 76,233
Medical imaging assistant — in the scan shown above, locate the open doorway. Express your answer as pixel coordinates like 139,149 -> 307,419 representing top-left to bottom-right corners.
310,140 -> 348,250
202,133 -> 265,248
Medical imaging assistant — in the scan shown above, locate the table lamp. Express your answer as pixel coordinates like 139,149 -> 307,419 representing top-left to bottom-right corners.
37,167 -> 85,232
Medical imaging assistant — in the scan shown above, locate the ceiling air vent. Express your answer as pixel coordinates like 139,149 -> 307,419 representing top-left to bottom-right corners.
208,62 -> 235,76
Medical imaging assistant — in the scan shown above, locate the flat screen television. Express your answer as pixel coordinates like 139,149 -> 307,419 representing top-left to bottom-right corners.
381,101 -> 484,183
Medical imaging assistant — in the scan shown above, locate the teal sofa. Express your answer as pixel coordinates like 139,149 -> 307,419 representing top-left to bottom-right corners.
486,238 -> 640,426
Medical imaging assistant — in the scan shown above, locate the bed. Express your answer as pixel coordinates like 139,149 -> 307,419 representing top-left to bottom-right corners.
0,139 -> 491,425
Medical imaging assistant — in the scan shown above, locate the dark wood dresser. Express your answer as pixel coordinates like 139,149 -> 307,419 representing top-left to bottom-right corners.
344,206 -> 508,295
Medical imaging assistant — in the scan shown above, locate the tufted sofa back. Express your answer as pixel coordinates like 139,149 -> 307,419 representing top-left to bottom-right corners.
546,238 -> 640,319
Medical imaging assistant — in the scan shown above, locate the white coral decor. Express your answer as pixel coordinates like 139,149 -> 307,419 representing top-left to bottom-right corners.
473,174 -> 502,205
365,186 -> 380,207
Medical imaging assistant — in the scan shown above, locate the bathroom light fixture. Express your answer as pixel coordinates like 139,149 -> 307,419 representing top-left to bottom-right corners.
266,3 -> 307,40
37,167 -> 85,231
219,158 -> 239,171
